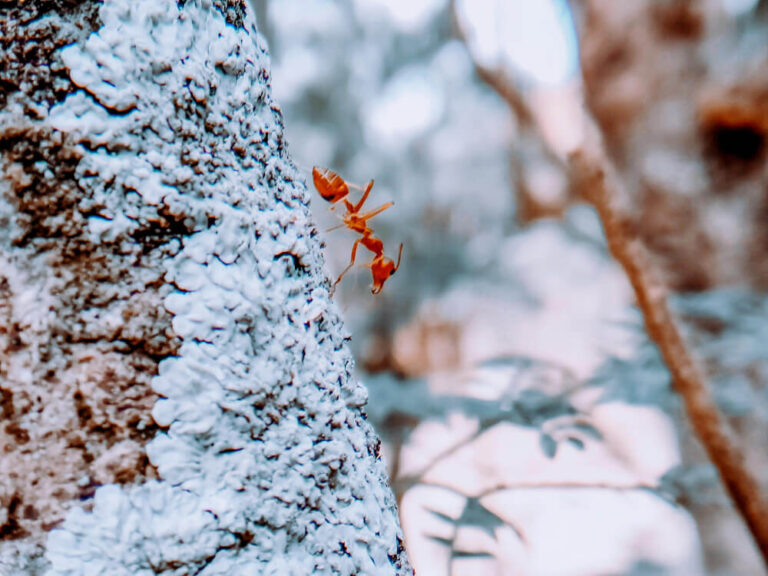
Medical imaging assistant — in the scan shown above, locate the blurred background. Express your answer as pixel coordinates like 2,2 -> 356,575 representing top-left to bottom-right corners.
250,1 -> 768,574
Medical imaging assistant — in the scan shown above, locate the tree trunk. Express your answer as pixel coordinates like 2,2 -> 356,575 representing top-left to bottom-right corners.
0,1 -> 411,574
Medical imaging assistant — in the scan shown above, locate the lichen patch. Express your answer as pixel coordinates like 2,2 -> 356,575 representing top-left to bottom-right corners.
0,3 -> 183,569
3,0 -> 409,574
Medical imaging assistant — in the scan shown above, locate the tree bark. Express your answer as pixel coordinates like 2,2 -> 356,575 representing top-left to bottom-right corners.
0,1 -> 411,574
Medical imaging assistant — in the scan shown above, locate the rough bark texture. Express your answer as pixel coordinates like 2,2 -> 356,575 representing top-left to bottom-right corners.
0,1 -> 410,574
1,2 -> 165,569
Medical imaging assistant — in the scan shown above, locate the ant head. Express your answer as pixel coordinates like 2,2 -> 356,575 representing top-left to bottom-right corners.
370,257 -> 397,294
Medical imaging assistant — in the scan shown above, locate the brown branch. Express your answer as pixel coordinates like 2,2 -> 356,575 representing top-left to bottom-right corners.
392,426 -> 482,501
451,5 -> 566,172
451,0 -> 575,224
448,0 -> 533,127
451,0 -> 768,562
569,122 -> 768,567
474,479 -> 661,500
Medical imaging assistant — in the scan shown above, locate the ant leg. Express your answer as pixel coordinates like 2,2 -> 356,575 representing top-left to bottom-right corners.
347,179 -> 374,193
358,201 -> 394,222
351,180 -> 375,213
332,238 -> 362,292
393,243 -> 404,272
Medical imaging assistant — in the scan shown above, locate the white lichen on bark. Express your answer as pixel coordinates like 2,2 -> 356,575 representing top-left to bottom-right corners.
0,1 -> 409,574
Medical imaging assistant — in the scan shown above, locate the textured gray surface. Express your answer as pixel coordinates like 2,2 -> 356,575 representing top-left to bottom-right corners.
0,1 -> 409,574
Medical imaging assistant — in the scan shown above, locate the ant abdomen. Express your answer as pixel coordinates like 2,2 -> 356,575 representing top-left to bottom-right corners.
313,166 -> 349,204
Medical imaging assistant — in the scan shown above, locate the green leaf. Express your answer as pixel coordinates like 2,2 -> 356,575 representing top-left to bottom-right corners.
426,507 -> 458,526
451,550 -> 495,560
426,535 -> 454,548
457,498 -> 505,538
539,433 -> 557,458
566,436 -> 585,450
570,422 -> 603,440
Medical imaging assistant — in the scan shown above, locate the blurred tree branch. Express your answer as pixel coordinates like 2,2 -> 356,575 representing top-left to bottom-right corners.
452,0 -> 768,566
570,125 -> 768,567
450,0 -> 572,223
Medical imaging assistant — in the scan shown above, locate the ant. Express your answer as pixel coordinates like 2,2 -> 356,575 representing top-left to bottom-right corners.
312,166 -> 403,295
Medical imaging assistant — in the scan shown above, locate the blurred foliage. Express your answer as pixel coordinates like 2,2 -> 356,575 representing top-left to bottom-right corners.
256,0 -> 768,572
592,290 -> 768,418
426,496 -> 509,566
254,0 -> 515,336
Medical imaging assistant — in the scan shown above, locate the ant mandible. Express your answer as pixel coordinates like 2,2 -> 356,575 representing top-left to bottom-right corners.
312,166 -> 403,295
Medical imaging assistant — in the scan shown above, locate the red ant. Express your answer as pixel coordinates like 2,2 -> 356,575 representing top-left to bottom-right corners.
312,166 -> 403,294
